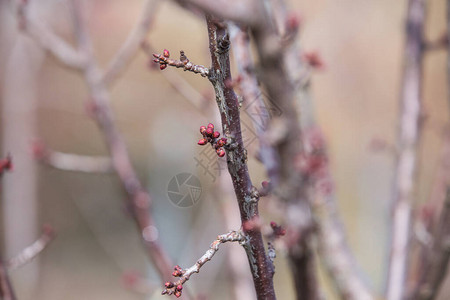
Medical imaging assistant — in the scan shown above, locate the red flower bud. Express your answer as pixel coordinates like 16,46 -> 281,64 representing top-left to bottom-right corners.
165,281 -> 174,288
216,148 -> 225,157
207,123 -> 214,130
174,291 -> 182,298
270,221 -> 277,228
213,131 -> 220,138
200,126 -> 207,135
198,138 -> 207,146
176,285 -> 183,291
153,58 -> 159,63
163,49 -> 170,58
217,139 -> 225,147
206,127 -> 214,137
160,64 -> 167,70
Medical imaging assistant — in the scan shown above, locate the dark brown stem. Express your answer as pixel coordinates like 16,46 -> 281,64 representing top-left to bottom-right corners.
205,15 -> 276,300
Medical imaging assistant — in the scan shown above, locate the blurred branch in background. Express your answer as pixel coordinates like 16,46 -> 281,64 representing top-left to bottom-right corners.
17,0 -> 181,293
6,225 -> 55,271
386,0 -> 425,299
32,140 -> 113,174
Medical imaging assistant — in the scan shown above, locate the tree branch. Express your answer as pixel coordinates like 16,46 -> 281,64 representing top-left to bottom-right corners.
386,0 -> 425,299
205,15 -> 277,300
162,231 -> 244,297
152,50 -> 209,77
6,225 -> 55,270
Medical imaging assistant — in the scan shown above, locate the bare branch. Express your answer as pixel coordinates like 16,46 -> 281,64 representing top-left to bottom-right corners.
7,225 -> 56,270
142,42 -> 210,112
386,0 -> 425,299
205,15 -> 277,299
33,143 -> 113,174
67,0 -> 175,284
162,231 -> 244,297
102,0 -> 159,86
152,50 -> 209,77
18,1 -> 86,69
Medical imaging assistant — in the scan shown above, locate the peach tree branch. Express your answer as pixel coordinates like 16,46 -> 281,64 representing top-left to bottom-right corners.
205,15 -> 277,299
162,231 -> 244,297
386,0 -> 425,299
152,49 -> 209,77
143,42 -> 211,112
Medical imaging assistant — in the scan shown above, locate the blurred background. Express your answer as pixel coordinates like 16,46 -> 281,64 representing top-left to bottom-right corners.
0,0 -> 449,299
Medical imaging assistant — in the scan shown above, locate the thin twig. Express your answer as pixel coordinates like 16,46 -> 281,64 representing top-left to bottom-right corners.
386,0 -> 425,299
162,231 -> 244,297
7,225 -> 56,270
152,50 -> 209,77
142,42 -> 210,112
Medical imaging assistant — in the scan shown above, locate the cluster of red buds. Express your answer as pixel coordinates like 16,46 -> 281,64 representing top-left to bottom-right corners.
198,123 -> 227,158
270,221 -> 286,237
162,265 -> 184,298
153,49 -> 171,70
0,154 -> 13,175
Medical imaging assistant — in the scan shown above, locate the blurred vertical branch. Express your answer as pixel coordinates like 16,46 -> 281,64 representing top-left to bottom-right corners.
1,2 -> 44,297
16,0 -> 185,294
68,0 -> 175,284
386,0 -> 425,299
